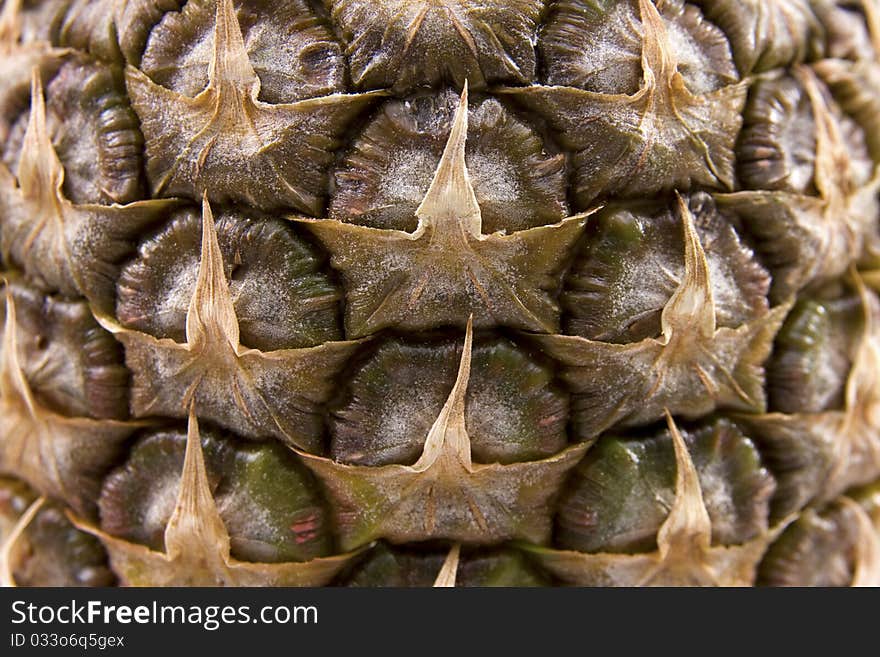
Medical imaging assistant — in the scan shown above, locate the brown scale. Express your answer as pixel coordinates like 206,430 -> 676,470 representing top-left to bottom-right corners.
717,66 -> 880,303
104,195 -> 358,452
299,320 -> 589,550
690,0 -> 821,75
815,57 -> 880,177
1,0 -> 879,588
736,277 -> 880,521
125,0 -> 378,213
3,54 -> 145,205
528,414 -> 783,586
11,0 -> 70,45
97,424 -> 333,565
0,291 -> 141,517
540,0 -> 738,95
0,0 -> 66,142
532,195 -> 786,441
298,85 -> 591,337
0,68 -> 174,301
812,0 -> 879,62
766,290 -> 860,416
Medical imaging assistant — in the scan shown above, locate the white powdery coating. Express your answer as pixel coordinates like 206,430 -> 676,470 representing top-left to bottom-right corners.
706,251 -> 747,323
374,389 -> 440,459
574,3 -> 639,93
215,489 -> 277,558
468,151 -> 520,204
667,19 -> 717,94
231,272 -> 307,347
606,244 -> 677,329
812,341 -> 849,408
377,148 -> 436,205
605,229 -> 755,333
377,148 -> 519,212
157,257 -> 200,321
231,278 -> 294,319
697,463 -> 738,543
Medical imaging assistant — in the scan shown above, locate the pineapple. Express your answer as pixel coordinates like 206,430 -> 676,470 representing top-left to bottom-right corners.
1,0 -> 880,587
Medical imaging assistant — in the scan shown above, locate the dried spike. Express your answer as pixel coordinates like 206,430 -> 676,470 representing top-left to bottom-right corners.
831,275 -> 880,490
126,31 -> 379,215
843,497 -> 880,587
861,0 -> 880,56
18,68 -> 64,209
863,269 -> 880,292
660,194 -> 716,342
433,544 -> 461,588
413,317 -> 474,472
163,406 -> 231,563
638,0 -> 680,89
0,495 -> 44,587
655,411 -> 712,560
185,194 -> 240,350
207,0 -> 259,94
0,0 -> 21,46
795,65 -> 852,210
843,273 -> 880,426
0,291 -> 37,418
0,292 -> 142,515
414,83 -> 482,238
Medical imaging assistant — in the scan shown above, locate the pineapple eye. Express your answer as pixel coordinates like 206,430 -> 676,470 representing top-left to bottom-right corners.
2,55 -> 144,205
562,193 -> 769,343
330,91 -> 568,234
116,207 -> 342,351
758,485 -> 880,587
767,293 -> 861,414
98,427 -> 334,563
5,497 -> 116,587
556,419 -> 775,554
1,281 -> 129,420
139,0 -> 345,103
693,0 -> 819,75
737,75 -> 818,194
342,543 -> 549,587
329,336 -> 569,467
539,0 -> 738,95
325,0 -> 543,92
737,73 -> 874,194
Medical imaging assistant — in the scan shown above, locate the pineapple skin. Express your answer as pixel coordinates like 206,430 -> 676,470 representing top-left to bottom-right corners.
0,0 -> 879,587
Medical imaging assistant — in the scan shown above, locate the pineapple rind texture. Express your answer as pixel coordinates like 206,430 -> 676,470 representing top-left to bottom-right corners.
1,0 -> 880,587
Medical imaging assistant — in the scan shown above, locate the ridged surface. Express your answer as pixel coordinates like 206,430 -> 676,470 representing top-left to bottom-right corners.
0,0 -> 879,586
